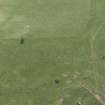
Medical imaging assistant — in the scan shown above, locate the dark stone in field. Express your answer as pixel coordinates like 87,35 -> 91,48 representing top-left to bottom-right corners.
102,56 -> 105,59
54,79 -> 60,84
20,37 -> 24,44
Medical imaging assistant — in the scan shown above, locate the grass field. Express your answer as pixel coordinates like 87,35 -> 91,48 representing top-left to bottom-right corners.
0,0 -> 105,105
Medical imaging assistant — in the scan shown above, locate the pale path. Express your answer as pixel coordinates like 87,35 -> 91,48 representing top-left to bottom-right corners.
90,22 -> 105,61
90,22 -> 105,91
82,86 -> 105,105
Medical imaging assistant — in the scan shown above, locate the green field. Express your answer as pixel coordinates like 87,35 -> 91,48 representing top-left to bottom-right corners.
0,0 -> 105,105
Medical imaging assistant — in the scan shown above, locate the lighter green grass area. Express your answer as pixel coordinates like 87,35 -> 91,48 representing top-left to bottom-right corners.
0,0 -> 105,105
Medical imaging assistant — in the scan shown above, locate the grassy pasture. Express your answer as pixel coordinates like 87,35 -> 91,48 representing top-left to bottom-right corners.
0,0 -> 105,105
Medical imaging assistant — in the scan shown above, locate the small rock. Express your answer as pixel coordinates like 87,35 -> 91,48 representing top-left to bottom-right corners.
54,79 -> 60,84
